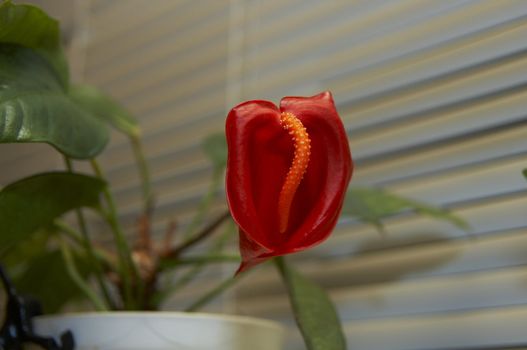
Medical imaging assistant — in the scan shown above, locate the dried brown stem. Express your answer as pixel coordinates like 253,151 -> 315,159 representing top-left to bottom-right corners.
160,220 -> 178,255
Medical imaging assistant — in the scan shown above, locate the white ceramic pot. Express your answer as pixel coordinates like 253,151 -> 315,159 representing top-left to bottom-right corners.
33,312 -> 285,350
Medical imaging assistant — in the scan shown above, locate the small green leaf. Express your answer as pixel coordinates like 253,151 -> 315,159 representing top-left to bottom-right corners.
0,172 -> 105,247
275,257 -> 346,350
69,85 -> 140,137
523,168 -> 527,180
342,187 -> 468,232
0,44 -> 109,158
202,132 -> 227,169
0,0 -> 68,86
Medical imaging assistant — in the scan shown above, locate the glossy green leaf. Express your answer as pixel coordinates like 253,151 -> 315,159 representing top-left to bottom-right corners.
202,132 -> 227,169
69,85 -> 140,137
0,44 -> 109,158
0,172 -> 105,247
0,0 -> 68,86
343,187 -> 468,232
12,249 -> 92,313
276,257 -> 346,350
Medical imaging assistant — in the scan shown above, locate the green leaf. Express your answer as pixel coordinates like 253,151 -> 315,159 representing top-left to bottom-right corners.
0,0 -> 59,50
0,0 -> 68,86
69,85 -> 140,137
202,132 -> 227,169
342,187 -> 468,232
275,257 -> 346,350
0,44 -> 109,158
0,172 -> 105,247
523,168 -> 527,180
12,249 -> 92,313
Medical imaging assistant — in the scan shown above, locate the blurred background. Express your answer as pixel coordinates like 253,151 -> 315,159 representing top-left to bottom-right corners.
2,0 -> 527,349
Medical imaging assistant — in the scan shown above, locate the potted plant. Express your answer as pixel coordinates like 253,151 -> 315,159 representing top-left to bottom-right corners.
0,2 -> 467,349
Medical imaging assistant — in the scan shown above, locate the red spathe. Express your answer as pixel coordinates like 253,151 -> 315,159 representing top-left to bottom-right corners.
225,91 -> 353,272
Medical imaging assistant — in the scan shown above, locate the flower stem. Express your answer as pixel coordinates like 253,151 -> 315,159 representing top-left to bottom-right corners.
185,272 -> 245,312
63,157 -> 114,309
54,220 -> 116,272
153,220 -> 235,306
130,135 -> 153,213
164,210 -> 231,258
58,234 -> 107,311
161,254 -> 240,267
90,158 -> 141,309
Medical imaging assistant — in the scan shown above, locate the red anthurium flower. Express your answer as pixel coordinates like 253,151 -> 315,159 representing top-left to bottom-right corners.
225,91 -> 353,273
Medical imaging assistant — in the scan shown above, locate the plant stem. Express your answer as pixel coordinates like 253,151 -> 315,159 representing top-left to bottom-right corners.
90,158 -> 141,309
185,272 -> 245,312
130,135 -> 153,213
164,210 -> 231,258
54,220 -> 83,245
54,220 -> 116,270
164,254 -> 240,266
274,256 -> 286,275
58,235 -> 107,311
63,157 -> 114,309
182,166 -> 223,238
153,220 -> 235,306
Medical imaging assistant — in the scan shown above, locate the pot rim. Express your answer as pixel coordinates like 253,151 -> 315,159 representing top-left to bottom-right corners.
34,311 -> 284,332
